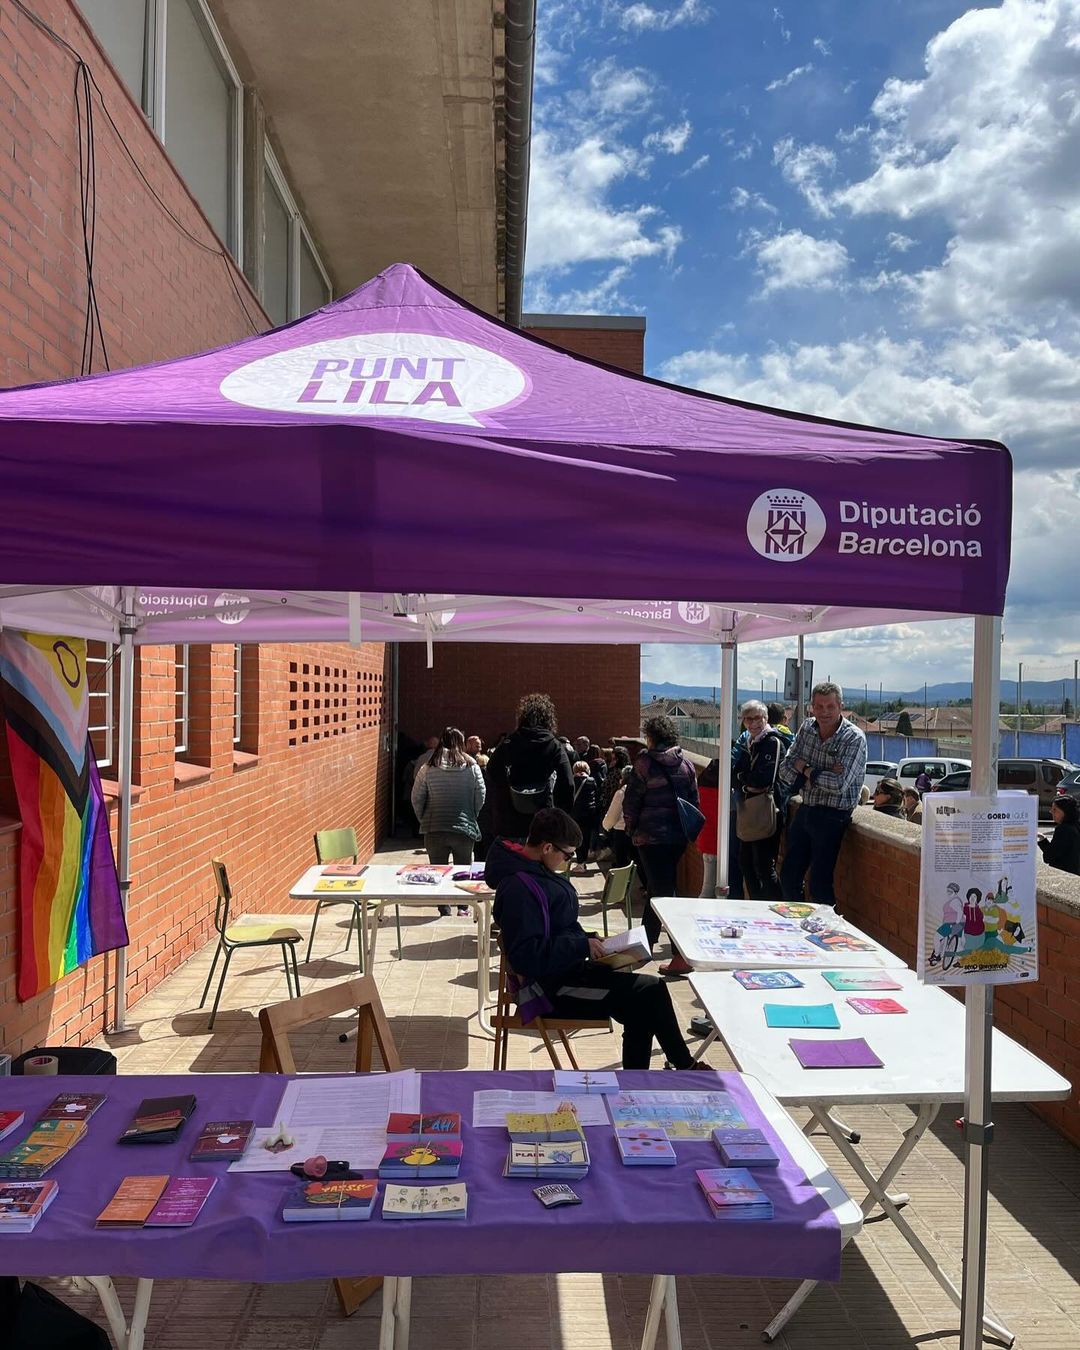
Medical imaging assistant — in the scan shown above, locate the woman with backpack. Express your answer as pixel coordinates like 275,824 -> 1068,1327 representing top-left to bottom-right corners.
622,713 -> 701,973
411,726 -> 486,914
486,693 -> 575,841
733,700 -> 784,902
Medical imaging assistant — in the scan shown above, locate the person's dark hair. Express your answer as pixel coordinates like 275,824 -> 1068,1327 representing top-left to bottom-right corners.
587,743 -> 602,761
432,726 -> 467,769
767,702 -> 787,725
875,777 -> 903,804
526,807 -> 582,849
612,746 -> 631,771
1053,794 -> 1079,825
517,692 -> 557,733
643,713 -> 677,748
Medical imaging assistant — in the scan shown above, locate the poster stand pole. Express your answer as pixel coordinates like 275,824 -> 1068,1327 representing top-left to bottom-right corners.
110,586 -> 137,1034
959,614 -> 1002,1349
715,639 -> 736,895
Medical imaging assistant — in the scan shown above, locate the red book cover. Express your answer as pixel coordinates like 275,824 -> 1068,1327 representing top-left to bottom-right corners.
0,1111 -> 24,1143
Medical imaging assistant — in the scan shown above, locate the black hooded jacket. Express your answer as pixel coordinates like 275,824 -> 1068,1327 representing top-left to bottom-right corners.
486,837 -> 589,985
487,727 -> 574,837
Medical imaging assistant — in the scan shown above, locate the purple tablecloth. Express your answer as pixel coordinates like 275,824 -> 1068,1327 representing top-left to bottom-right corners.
0,1070 -> 840,1281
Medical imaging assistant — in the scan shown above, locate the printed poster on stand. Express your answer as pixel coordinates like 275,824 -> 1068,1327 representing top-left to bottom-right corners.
917,791 -> 1038,987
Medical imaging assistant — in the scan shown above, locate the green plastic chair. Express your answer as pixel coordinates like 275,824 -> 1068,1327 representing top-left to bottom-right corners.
199,859 -> 301,1030
310,829 -> 402,964
598,861 -> 637,937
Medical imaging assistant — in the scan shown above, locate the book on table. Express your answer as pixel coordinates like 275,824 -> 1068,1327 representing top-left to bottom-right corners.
0,1119 -> 87,1178
552,1070 -> 620,1095
382,1183 -> 468,1219
379,1139 -> 462,1179
505,1109 -> 584,1144
190,1120 -> 255,1161
763,1003 -> 841,1030
846,997 -> 907,1015
282,1179 -> 378,1222
386,1111 -> 462,1141
39,1092 -> 107,1122
0,1111 -> 23,1144
696,1168 -> 774,1220
821,970 -> 902,992
594,925 -> 651,969
320,864 -> 367,878
788,1037 -> 884,1069
505,1139 -> 590,1180
615,1128 -> 676,1166
0,1180 -> 58,1231
313,878 -> 366,892
733,970 -> 804,991
118,1095 -> 197,1145
96,1175 -> 170,1227
712,1128 -> 779,1168
145,1177 -> 217,1227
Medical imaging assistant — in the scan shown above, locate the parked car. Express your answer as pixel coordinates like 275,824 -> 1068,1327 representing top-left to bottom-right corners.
863,760 -> 899,795
896,757 -> 971,788
930,758 -> 1077,819
1057,769 -> 1080,804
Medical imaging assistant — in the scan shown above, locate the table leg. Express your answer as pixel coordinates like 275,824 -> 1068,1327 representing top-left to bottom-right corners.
127,1278 -> 154,1350
393,1274 -> 412,1350
76,1277 -> 129,1350
367,900 -> 383,966
379,1276 -> 398,1350
690,1027 -> 718,1065
475,899 -> 494,1038
662,1276 -> 682,1350
640,1274 -> 667,1350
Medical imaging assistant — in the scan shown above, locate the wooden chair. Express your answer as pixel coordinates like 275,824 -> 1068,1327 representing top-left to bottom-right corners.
199,859 -> 301,1030
258,974 -> 402,1316
491,945 -> 612,1071
597,861 -> 636,937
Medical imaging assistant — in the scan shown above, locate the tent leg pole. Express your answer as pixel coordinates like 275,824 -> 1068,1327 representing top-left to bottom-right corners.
110,587 -> 137,1034
959,613 -> 1001,1350
715,640 -> 736,896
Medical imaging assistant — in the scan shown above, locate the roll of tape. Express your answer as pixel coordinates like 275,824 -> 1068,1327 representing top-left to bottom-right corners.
24,1054 -> 59,1076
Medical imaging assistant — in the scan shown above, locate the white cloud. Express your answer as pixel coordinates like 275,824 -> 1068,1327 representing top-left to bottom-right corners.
766,63 -> 814,92
644,120 -> 692,155
773,138 -> 836,216
526,130 -> 683,271
525,264 -> 635,315
812,37 -> 831,56
752,229 -> 849,294
833,0 -> 1080,326
886,231 -> 915,253
679,153 -> 710,177
772,7 -> 791,43
728,186 -> 778,214
588,59 -> 655,115
618,0 -> 709,32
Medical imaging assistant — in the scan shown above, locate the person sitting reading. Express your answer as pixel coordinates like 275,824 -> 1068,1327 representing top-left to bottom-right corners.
485,808 -> 694,1070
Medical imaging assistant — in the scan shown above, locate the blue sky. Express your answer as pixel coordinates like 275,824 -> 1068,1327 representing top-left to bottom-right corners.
523,0 -> 1080,696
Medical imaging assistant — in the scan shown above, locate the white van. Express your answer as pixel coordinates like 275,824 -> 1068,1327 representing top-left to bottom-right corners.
896,756 -> 971,787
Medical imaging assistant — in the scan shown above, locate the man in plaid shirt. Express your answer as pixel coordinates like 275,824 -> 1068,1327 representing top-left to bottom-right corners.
777,682 -> 867,909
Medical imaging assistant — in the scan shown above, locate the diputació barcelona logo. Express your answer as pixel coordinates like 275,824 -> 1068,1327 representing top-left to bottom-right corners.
746,489 -> 827,562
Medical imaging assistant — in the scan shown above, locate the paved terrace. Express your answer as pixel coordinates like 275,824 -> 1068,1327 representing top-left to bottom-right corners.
46,841 -> 1080,1349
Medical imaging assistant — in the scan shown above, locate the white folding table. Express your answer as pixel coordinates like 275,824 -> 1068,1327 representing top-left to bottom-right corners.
290,863 -> 495,1034
690,966 -> 1072,1345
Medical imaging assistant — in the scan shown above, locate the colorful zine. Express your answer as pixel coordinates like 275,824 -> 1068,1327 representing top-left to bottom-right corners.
608,1091 -> 747,1140
770,903 -> 816,920
382,1183 -> 468,1219
821,970 -> 902,992
39,1092 -> 107,1122
145,1176 -> 217,1227
313,878 -> 365,892
789,1037 -> 884,1069
386,1111 -> 461,1140
505,1110 -> 583,1143
846,997 -> 907,1015
533,1183 -> 581,1208
0,1179 -> 58,1231
763,1003 -> 840,1029
0,1111 -> 24,1143
320,864 -> 367,877
733,970 -> 804,991
190,1120 -> 255,1161
615,1128 -> 676,1166
379,1139 -> 462,1179
552,1070 -> 620,1095
505,1140 -> 589,1179
696,1168 -> 774,1220
713,1127 -> 779,1168
96,1175 -> 170,1227
282,1179 -> 378,1222
802,929 -> 877,953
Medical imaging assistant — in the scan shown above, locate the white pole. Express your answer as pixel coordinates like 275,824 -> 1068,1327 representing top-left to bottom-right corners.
715,640 -> 736,894
959,614 -> 1001,1350
110,587 -> 137,1033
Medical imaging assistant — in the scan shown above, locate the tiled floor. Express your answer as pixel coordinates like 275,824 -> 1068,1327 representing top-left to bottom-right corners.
46,839 -> 1080,1348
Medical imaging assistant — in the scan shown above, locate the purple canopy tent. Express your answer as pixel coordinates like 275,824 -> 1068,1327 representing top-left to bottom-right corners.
0,264 -> 1010,1348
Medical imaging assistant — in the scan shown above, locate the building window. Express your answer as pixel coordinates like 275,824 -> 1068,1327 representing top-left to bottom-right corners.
232,644 -> 243,746
174,643 -> 190,756
263,148 -> 332,322
77,0 -> 149,106
87,640 -> 116,770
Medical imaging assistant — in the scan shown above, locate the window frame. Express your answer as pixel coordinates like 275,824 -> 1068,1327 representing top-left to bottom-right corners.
86,640 -> 117,771
264,144 -> 332,320
174,642 -> 191,756
232,643 -> 243,746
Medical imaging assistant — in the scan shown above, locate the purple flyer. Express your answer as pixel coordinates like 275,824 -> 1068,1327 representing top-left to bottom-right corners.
145,1176 -> 217,1227
788,1038 -> 883,1070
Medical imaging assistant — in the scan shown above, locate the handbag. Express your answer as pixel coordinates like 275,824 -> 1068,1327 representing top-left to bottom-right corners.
508,769 -> 556,816
655,756 -> 706,843
736,734 -> 781,842
504,873 -> 555,1024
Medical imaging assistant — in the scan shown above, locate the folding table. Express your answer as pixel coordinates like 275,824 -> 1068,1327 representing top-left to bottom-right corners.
0,1069 -> 860,1350
690,966 -> 1072,1345
290,862 -> 495,1034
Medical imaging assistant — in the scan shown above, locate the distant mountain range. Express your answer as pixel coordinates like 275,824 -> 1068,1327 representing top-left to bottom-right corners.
641,678 -> 1077,707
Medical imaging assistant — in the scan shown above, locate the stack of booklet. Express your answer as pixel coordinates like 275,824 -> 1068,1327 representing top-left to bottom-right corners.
712,1127 -> 779,1168
695,1168 -> 774,1221
380,1111 -> 462,1179
282,1179 -> 378,1222
504,1109 -> 589,1180
0,1179 -> 58,1231
0,1092 -> 105,1178
615,1127 -> 677,1166
382,1183 -> 468,1219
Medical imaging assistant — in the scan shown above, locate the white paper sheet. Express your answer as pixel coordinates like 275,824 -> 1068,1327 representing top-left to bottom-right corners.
471,1089 -> 610,1128
272,1070 -> 421,1169
226,1126 -> 326,1172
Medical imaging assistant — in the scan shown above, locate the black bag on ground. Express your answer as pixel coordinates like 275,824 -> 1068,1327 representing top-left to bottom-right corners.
0,1278 -> 111,1349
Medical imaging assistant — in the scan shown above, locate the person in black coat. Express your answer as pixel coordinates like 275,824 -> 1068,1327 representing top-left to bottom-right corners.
486,693 -> 574,840
570,760 -> 599,867
733,701 -> 784,902
1039,795 -> 1080,875
486,810 -> 693,1069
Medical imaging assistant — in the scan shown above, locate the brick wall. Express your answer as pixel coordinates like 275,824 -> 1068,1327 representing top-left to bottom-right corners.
397,642 -> 642,751
835,811 -> 1080,1148
521,323 -> 645,375
0,643 -> 391,1057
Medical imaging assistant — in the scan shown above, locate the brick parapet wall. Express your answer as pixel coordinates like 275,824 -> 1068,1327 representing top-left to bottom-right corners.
835,811 -> 1080,1147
